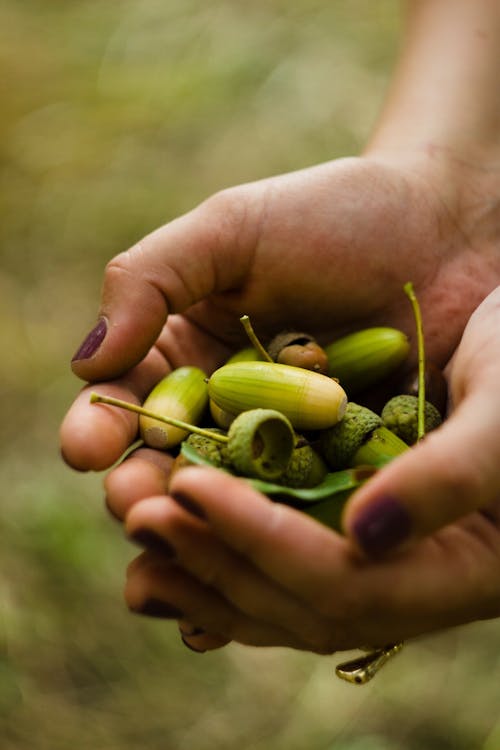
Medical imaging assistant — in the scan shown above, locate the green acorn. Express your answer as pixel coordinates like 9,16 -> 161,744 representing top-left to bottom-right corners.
208,361 -> 347,431
324,327 -> 410,394
90,394 -> 294,483
139,366 -> 208,449
225,347 -> 263,364
381,394 -> 442,445
319,402 -> 408,470
185,430 -> 230,468
280,440 -> 328,488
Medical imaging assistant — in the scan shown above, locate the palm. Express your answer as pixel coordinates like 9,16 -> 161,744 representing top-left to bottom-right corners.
156,156 -> 494,376
63,154 -> 497,472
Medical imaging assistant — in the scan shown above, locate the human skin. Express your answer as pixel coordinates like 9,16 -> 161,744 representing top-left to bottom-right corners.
61,0 -> 500,652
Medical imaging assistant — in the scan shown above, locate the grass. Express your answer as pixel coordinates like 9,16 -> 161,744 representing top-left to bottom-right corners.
1,1 -> 500,748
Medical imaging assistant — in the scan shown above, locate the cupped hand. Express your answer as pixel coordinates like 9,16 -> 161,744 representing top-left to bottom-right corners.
61,151 -> 499,652
61,152 -> 498,472
119,287 -> 500,654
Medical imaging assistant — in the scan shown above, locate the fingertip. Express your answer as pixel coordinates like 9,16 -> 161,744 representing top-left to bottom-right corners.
71,317 -> 108,367
104,451 -> 173,521
60,412 -> 132,472
343,493 -> 413,558
60,388 -> 139,472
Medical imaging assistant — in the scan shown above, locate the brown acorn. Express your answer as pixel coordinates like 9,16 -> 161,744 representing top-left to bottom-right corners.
267,331 -> 329,375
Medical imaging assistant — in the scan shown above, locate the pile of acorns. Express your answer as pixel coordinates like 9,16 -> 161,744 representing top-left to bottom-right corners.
91,319 -> 447,529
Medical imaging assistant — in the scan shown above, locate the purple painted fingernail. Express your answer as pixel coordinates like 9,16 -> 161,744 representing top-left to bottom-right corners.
129,528 -> 176,558
72,317 -> 107,362
351,495 -> 412,557
170,491 -> 206,520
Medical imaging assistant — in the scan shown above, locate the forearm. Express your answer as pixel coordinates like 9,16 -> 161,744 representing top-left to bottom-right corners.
367,0 -> 500,161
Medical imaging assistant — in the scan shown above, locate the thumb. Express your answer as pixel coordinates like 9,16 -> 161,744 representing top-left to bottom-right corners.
71,190 -> 254,382
342,385 -> 500,557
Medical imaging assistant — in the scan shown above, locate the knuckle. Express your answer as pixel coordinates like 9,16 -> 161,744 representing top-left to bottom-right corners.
105,248 -> 137,280
200,186 -> 255,254
430,451 -> 488,513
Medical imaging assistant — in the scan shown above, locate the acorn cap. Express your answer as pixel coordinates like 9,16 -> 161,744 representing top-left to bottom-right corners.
319,402 -> 383,470
381,394 -> 442,445
280,443 -> 328,488
185,431 -> 230,468
227,408 -> 295,481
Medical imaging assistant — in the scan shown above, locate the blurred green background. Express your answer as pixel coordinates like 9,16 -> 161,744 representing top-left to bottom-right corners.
2,1 -> 500,748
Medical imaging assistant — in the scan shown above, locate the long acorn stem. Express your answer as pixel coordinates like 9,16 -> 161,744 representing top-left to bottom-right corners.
239,315 -> 274,363
90,392 -> 229,443
337,282 -> 426,686
404,281 -> 426,441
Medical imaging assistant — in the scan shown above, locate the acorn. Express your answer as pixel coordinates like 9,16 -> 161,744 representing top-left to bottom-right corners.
280,439 -> 328,488
319,402 -> 408,470
225,347 -> 263,364
139,366 -> 209,449
208,361 -> 347,431
399,362 -> 448,417
209,399 -> 237,430
226,408 -> 295,481
185,430 -> 231,468
324,327 -> 410,395
90,393 -> 294,482
267,331 -> 329,375
381,394 -> 442,445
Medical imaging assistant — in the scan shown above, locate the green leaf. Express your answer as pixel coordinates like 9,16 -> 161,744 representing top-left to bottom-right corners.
246,469 -> 365,504
181,440 -> 375,506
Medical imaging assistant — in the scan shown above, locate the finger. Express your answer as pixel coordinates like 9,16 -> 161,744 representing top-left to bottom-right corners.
71,191 -> 256,382
178,620 -> 231,654
167,467 -> 354,611
104,448 -> 174,521
126,479 -> 500,648
61,346 -> 168,471
355,512 -> 500,643
178,627 -> 230,654
125,496 -> 335,653
342,386 -> 500,558
125,551 -> 307,650
147,468 -> 500,648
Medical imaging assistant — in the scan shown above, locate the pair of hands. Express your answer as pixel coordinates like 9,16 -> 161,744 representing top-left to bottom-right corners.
61,152 -> 500,654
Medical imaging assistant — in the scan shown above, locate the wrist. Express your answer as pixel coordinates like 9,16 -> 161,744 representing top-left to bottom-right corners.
365,0 -> 500,164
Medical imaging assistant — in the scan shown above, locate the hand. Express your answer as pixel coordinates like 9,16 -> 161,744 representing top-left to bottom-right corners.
61,152 -> 497,474
119,287 -> 500,654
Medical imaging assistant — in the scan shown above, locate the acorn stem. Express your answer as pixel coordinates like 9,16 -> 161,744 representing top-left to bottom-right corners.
239,315 -> 273,363
404,282 -> 425,441
89,392 -> 229,443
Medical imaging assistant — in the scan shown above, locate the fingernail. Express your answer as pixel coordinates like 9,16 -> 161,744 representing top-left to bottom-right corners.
350,495 -> 412,557
72,317 -> 107,362
170,491 -> 206,519
133,599 -> 183,619
129,528 -> 176,558
181,635 -> 206,653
